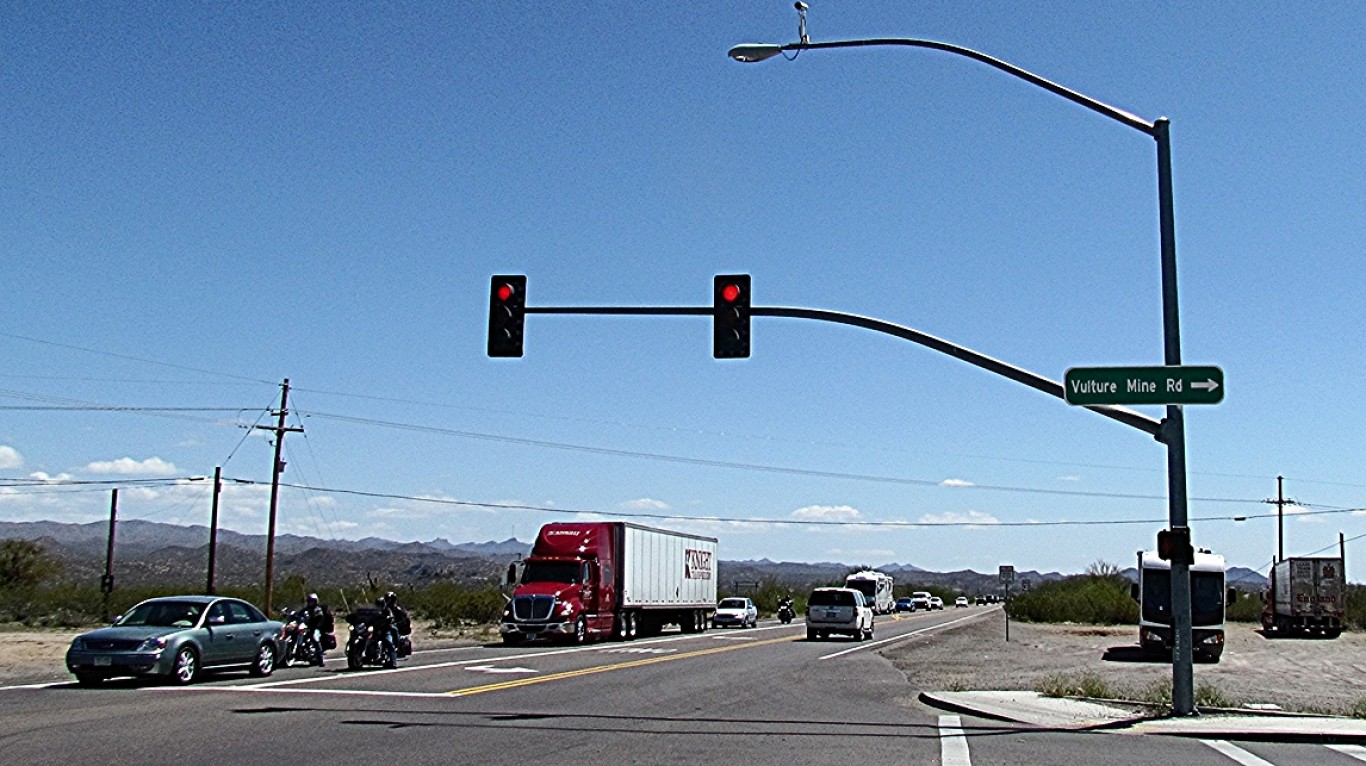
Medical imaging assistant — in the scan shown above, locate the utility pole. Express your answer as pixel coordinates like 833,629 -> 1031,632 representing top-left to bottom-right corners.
101,489 -> 118,622
256,379 -> 303,615
205,466 -> 222,595
1263,476 -> 1297,563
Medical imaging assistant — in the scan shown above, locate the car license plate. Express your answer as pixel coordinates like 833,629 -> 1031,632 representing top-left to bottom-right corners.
94,657 -> 112,667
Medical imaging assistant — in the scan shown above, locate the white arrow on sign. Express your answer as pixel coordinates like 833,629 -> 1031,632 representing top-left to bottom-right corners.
1191,379 -> 1220,392
465,665 -> 538,674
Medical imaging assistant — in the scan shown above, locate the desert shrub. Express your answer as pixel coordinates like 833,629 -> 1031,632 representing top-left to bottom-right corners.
1035,671 -> 1114,699
1007,568 -> 1137,624
401,582 -> 507,628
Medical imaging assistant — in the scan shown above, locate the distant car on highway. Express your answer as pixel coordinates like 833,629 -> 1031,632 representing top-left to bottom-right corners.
955,596 -> 969,608
805,587 -> 873,641
909,591 -> 932,611
711,597 -> 757,629
930,596 -> 944,610
894,597 -> 916,613
65,595 -> 283,686
975,595 -> 988,605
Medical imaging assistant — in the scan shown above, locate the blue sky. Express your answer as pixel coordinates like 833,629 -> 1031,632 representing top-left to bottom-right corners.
3,2 -> 1363,576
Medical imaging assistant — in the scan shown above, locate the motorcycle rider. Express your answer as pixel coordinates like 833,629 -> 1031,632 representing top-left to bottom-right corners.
777,594 -> 795,623
378,591 -> 409,667
298,593 -> 328,666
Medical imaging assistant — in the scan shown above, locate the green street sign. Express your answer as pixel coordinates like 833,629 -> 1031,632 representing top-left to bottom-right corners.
1064,365 -> 1224,406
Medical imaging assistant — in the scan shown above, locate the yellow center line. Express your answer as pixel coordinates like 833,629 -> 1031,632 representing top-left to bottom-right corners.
448,633 -> 802,698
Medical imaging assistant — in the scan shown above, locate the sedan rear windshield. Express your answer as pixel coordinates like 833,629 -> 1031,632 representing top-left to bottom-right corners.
718,599 -> 748,609
808,590 -> 856,607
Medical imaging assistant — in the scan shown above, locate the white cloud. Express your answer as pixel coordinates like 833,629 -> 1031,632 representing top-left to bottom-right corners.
825,548 -> 896,561
621,498 -> 670,511
0,446 -> 22,470
791,504 -> 862,522
30,471 -> 74,482
1058,475 -> 1081,482
939,478 -> 975,488
918,510 -> 1001,528
84,457 -> 179,475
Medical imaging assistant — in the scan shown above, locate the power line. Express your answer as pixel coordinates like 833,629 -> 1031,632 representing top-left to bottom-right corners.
223,476 -> 1338,529
301,409 -> 1259,505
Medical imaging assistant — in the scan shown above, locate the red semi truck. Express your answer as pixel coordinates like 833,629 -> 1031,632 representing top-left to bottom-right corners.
499,522 -> 718,644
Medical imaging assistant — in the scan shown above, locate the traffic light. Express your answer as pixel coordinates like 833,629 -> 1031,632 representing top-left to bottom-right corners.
713,274 -> 750,359
487,275 -> 526,357
1157,527 -> 1194,565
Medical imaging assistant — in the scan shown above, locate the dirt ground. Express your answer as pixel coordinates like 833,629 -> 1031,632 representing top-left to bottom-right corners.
7,612 -> 1366,716
884,610 -> 1366,716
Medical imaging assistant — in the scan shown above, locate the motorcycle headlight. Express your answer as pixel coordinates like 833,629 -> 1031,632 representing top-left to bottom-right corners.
137,637 -> 168,652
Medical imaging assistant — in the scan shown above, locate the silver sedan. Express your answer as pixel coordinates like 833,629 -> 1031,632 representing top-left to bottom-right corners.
65,595 -> 283,685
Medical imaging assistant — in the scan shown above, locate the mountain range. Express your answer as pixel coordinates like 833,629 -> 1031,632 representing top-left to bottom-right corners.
0,519 -> 1268,593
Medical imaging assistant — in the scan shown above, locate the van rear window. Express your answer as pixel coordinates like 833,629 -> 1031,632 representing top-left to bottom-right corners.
808,590 -> 855,607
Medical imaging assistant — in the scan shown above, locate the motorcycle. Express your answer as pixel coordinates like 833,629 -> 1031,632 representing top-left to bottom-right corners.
777,601 -> 795,624
280,608 -> 334,667
278,609 -> 316,667
345,607 -> 410,670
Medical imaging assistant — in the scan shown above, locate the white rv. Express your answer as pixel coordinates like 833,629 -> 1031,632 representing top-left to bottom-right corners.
844,570 -> 895,615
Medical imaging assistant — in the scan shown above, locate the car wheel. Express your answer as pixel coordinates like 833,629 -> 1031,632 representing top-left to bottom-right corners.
806,629 -> 817,641
501,633 -> 524,646
171,646 -> 199,685
74,671 -> 103,687
251,642 -> 276,677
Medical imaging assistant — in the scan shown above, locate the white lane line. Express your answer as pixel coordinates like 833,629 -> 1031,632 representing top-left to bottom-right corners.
1329,744 -> 1366,762
939,714 -> 972,766
242,626 -> 788,689
1201,740 -> 1277,766
0,682 -> 66,691
818,611 -> 990,660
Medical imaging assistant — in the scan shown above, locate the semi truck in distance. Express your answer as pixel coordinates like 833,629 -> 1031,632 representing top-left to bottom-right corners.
845,570 -> 895,614
1262,555 -> 1345,637
1131,549 -> 1236,662
500,522 -> 718,645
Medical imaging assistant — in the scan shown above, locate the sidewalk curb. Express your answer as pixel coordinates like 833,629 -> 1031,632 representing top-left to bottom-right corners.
920,690 -> 1366,744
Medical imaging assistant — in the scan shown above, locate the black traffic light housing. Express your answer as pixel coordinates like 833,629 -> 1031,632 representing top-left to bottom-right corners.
713,274 -> 750,359
488,275 -> 526,357
1157,527 -> 1195,565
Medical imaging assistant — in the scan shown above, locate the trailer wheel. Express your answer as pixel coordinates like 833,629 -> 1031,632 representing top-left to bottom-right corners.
573,617 -> 587,644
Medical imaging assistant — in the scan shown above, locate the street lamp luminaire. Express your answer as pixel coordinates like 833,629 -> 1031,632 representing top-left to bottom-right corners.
729,33 -> 1196,715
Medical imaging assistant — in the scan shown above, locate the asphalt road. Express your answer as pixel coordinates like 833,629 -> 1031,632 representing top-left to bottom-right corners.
1,608 -> 1360,765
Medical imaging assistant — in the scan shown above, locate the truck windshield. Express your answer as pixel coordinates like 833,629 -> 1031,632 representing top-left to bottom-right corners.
521,561 -> 580,584
1141,570 -> 1226,626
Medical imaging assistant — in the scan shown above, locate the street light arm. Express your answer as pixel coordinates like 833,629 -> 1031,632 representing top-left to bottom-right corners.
732,38 -> 1156,136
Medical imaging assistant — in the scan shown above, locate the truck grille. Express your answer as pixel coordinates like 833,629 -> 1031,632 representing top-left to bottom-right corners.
512,595 -> 555,622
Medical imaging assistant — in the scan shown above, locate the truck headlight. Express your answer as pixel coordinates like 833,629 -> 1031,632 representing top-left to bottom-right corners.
558,602 -> 575,615
1201,634 -> 1224,645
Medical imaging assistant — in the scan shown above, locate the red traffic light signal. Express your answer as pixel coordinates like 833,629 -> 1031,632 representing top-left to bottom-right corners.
488,275 -> 526,357
713,274 -> 750,359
